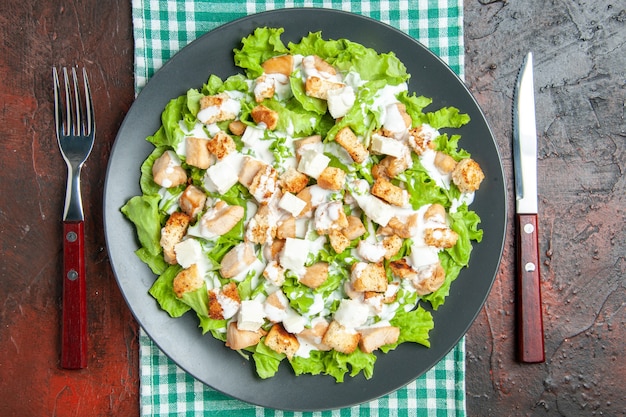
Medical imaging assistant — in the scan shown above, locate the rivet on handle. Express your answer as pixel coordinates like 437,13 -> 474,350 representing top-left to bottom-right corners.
66,231 -> 78,242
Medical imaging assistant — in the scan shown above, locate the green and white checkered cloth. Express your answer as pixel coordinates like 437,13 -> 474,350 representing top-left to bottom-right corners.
132,1 -> 466,415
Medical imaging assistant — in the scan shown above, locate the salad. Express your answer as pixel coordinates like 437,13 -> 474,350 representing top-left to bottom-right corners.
122,28 -> 484,382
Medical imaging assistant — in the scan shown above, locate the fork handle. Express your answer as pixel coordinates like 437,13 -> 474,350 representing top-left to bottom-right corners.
61,221 -> 88,369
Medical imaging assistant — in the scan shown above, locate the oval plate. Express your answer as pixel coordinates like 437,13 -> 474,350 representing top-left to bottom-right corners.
104,8 -> 506,412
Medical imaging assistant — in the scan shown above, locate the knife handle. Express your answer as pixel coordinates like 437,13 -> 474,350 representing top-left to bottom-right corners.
516,213 -> 545,363
61,221 -> 88,369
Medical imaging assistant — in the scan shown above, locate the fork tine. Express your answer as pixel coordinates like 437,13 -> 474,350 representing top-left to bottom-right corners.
61,67 -> 73,136
82,68 -> 94,136
53,67 -> 62,138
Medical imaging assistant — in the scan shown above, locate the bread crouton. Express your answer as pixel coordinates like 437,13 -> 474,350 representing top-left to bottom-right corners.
208,282 -> 240,320
228,120 -> 246,136
199,93 -> 238,124
322,321 -> 360,354
225,322 -> 265,350
262,261 -> 285,287
299,262 -> 329,289
238,156 -> 266,188
185,137 -> 212,169
407,125 -> 437,155
434,151 -> 457,174
280,167 -> 309,194
152,150 -> 187,188
371,177 -> 408,207
160,211 -> 191,264
294,187 -> 313,218
172,264 -> 203,298
328,229 -> 351,253
293,135 -> 322,162
253,74 -> 276,103
334,127 -> 369,164
251,104 -> 279,130
179,184 -> 207,219
412,263 -> 446,295
207,131 -> 236,160
342,216 -> 366,241
246,203 -> 277,244
451,158 -> 485,193
219,242 -> 256,278
262,54 -> 294,76
358,326 -> 400,353
199,200 -> 244,236
264,323 -> 300,359
380,154 -> 411,178
305,76 -> 345,100
314,201 -> 348,235
377,214 -> 418,239
424,227 -> 459,249
317,166 -> 346,190
351,262 -> 388,292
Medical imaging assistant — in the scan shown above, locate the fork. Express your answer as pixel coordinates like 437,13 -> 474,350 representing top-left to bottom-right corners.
53,67 -> 95,369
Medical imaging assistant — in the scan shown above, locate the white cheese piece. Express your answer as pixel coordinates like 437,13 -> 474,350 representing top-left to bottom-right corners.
334,299 -> 370,329
174,238 -> 203,269
297,149 -> 330,179
279,237 -> 309,274
370,133 -> 407,158
216,292 -> 240,320
283,309 -> 306,334
408,244 -> 440,269
203,152 -> 244,194
350,192 -> 394,227
327,86 -> 355,119
357,240 -> 386,263
237,299 -> 266,331
278,192 -> 307,217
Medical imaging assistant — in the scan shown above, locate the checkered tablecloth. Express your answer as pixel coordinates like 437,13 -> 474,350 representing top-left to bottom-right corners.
131,1 -> 466,415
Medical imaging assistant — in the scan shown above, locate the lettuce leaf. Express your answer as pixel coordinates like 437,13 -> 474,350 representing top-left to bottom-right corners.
234,27 -> 289,79
387,305 -> 434,348
148,265 -> 190,317
120,194 -> 163,257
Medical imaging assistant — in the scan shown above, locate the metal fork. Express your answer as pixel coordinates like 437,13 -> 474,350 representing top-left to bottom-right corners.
53,67 -> 95,369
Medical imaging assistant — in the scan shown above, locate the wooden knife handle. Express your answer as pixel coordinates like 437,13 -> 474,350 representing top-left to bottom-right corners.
516,213 -> 545,363
61,221 -> 88,369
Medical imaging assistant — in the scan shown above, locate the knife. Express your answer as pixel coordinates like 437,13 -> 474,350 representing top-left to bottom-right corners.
513,52 -> 545,363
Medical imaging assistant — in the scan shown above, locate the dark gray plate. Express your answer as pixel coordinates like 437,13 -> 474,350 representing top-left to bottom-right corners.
104,8 -> 506,412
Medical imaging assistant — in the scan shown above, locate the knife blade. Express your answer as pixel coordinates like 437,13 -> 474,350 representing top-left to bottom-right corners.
513,52 -> 545,363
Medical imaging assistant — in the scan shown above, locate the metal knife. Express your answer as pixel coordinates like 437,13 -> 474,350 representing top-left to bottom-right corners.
513,52 -> 545,363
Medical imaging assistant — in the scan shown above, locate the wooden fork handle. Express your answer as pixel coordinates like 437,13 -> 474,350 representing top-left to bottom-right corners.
61,221 -> 88,369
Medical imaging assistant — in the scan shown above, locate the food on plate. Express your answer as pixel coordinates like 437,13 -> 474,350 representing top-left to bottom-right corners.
121,28 -> 484,382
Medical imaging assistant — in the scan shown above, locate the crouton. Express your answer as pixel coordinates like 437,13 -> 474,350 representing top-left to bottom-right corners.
328,229 -> 351,253
358,326 -> 400,353
371,163 -> 389,180
264,323 -> 300,359
225,322 -> 265,350
294,187 -> 313,218
172,264 -> 203,298
249,164 -> 279,203
305,76 -> 345,100
377,213 -> 418,239
276,216 -> 296,240
208,282 -> 240,320
334,127 -> 369,164
424,203 -> 446,224
179,184 -> 207,219
412,263 -> 446,295
451,158 -> 485,193
342,216 -> 366,240
262,261 -> 285,287
382,235 -> 403,260
199,93 -> 238,124
317,166 -> 346,190
322,321 -> 360,354
238,156 -> 266,188
371,177 -> 408,207
351,262 -> 388,292
160,211 -> 191,264
219,242 -> 256,278
424,227 -> 459,249
207,131 -> 236,160
407,125 -> 437,155
280,167 -> 309,194
262,54 -> 294,76
152,150 -> 187,188
299,262 -> 329,289
253,74 -> 276,102
228,120 -> 246,136
380,154 -> 411,178
185,137 -> 212,169
268,239 -> 285,261
251,104 -> 279,130
314,201 -> 349,235
199,200 -> 244,236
